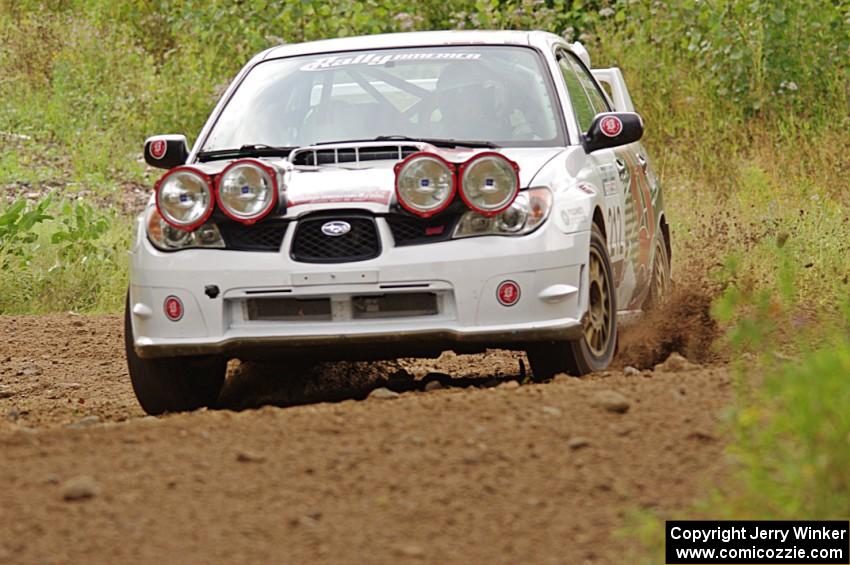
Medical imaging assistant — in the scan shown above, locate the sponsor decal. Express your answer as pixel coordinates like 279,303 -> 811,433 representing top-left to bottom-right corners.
321,221 -> 351,237
597,163 -> 620,196
497,280 -> 521,307
600,115 -> 623,138
149,139 -> 167,160
287,189 -> 391,207
576,183 -> 596,195
300,52 -> 481,72
164,295 -> 183,321
559,206 -> 586,231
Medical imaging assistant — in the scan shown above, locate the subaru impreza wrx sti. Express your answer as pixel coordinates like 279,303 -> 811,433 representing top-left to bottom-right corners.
127,30 -> 671,414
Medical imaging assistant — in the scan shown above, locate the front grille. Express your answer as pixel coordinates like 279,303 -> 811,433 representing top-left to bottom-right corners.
290,216 -> 380,263
220,221 -> 289,252
386,214 -> 459,246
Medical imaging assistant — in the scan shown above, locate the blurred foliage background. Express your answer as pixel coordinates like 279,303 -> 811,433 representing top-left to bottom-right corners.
1,0 -> 847,182
1,0 -> 850,543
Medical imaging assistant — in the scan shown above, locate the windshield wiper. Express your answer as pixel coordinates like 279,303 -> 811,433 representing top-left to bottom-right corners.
313,136 -> 499,149
377,135 -> 499,148
196,144 -> 297,162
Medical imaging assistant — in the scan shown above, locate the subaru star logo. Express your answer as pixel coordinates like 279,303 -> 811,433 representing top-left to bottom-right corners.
321,221 -> 351,237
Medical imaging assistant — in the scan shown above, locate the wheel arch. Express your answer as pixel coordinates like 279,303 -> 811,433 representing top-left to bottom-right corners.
592,206 -> 606,240
658,213 -> 671,264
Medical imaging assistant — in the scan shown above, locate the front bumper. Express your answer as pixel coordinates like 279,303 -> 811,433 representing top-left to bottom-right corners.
129,215 -> 590,359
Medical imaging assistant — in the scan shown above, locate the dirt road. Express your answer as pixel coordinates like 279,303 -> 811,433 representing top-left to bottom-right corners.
0,313 -> 732,564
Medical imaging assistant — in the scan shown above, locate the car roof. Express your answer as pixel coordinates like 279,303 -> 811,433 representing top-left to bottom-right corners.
262,30 -> 564,60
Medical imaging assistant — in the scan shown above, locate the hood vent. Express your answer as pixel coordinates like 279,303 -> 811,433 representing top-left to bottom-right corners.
290,142 -> 421,166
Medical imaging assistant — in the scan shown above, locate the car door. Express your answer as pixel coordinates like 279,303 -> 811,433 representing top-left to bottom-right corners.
555,49 -> 633,310
615,141 -> 657,309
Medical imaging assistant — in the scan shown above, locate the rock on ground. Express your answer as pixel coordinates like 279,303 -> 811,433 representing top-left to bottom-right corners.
654,352 -> 701,373
591,390 -> 631,414
61,476 -> 99,501
236,450 -> 267,463
567,437 -> 591,450
423,380 -> 443,392
368,387 -> 400,400
65,415 -> 100,429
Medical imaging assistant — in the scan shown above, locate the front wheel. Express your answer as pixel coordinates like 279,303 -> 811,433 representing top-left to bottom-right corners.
124,294 -> 226,415
526,223 -> 617,380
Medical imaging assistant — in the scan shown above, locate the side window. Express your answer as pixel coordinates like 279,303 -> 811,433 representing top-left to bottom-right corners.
558,57 -> 596,132
557,50 -> 611,132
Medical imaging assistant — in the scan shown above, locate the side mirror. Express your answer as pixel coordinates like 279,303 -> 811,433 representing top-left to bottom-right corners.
582,112 -> 644,153
144,135 -> 190,169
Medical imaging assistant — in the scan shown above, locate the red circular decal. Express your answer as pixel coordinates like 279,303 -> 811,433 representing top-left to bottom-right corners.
600,116 -> 623,138
150,139 -> 167,160
164,295 -> 183,321
497,280 -> 521,307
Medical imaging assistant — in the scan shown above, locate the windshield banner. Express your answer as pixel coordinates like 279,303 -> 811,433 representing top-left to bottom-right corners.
300,52 -> 481,72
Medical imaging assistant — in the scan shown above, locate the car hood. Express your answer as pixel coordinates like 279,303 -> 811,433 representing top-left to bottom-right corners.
194,146 -> 564,218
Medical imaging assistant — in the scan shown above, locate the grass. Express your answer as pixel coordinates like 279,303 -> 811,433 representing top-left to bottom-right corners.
1,0 -> 849,552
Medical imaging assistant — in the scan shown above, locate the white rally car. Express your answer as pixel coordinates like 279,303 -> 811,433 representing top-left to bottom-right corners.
127,30 -> 671,414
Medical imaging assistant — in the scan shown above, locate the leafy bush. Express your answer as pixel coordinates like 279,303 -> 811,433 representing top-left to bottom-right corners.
0,195 -> 129,313
0,194 -> 53,267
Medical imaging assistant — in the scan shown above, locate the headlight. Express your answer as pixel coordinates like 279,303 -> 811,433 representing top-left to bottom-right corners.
459,153 -> 519,216
216,159 -> 278,224
453,187 -> 551,238
394,152 -> 456,217
155,167 -> 214,230
146,207 -> 225,251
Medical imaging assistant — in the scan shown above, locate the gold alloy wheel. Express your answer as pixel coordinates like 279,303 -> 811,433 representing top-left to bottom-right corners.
584,247 -> 612,357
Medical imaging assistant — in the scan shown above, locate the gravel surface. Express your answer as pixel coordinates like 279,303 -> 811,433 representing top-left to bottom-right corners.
0,314 -> 733,564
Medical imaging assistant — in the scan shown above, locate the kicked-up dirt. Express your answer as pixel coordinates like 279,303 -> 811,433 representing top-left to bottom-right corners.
0,303 -> 733,564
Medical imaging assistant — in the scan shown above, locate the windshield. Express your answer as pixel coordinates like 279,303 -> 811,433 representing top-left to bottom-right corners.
201,46 -> 565,151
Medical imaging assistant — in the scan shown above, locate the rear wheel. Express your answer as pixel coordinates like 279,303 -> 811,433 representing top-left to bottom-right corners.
645,230 -> 671,310
527,224 -> 617,380
124,294 -> 226,415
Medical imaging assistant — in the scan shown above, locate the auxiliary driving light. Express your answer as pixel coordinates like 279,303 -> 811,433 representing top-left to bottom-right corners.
394,152 -> 456,218
155,167 -> 215,230
458,152 -> 520,216
216,159 -> 278,224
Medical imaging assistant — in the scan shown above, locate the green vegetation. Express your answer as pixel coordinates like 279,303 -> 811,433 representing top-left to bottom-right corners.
628,256 -> 850,562
2,0 -> 846,311
0,194 -> 129,313
1,0 -> 849,548
715,260 -> 850,520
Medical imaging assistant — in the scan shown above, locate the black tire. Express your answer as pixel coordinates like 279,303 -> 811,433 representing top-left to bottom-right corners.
645,229 -> 671,310
124,294 -> 226,415
526,223 -> 617,380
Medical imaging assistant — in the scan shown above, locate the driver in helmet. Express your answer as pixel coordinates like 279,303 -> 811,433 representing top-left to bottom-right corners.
432,62 -> 511,140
